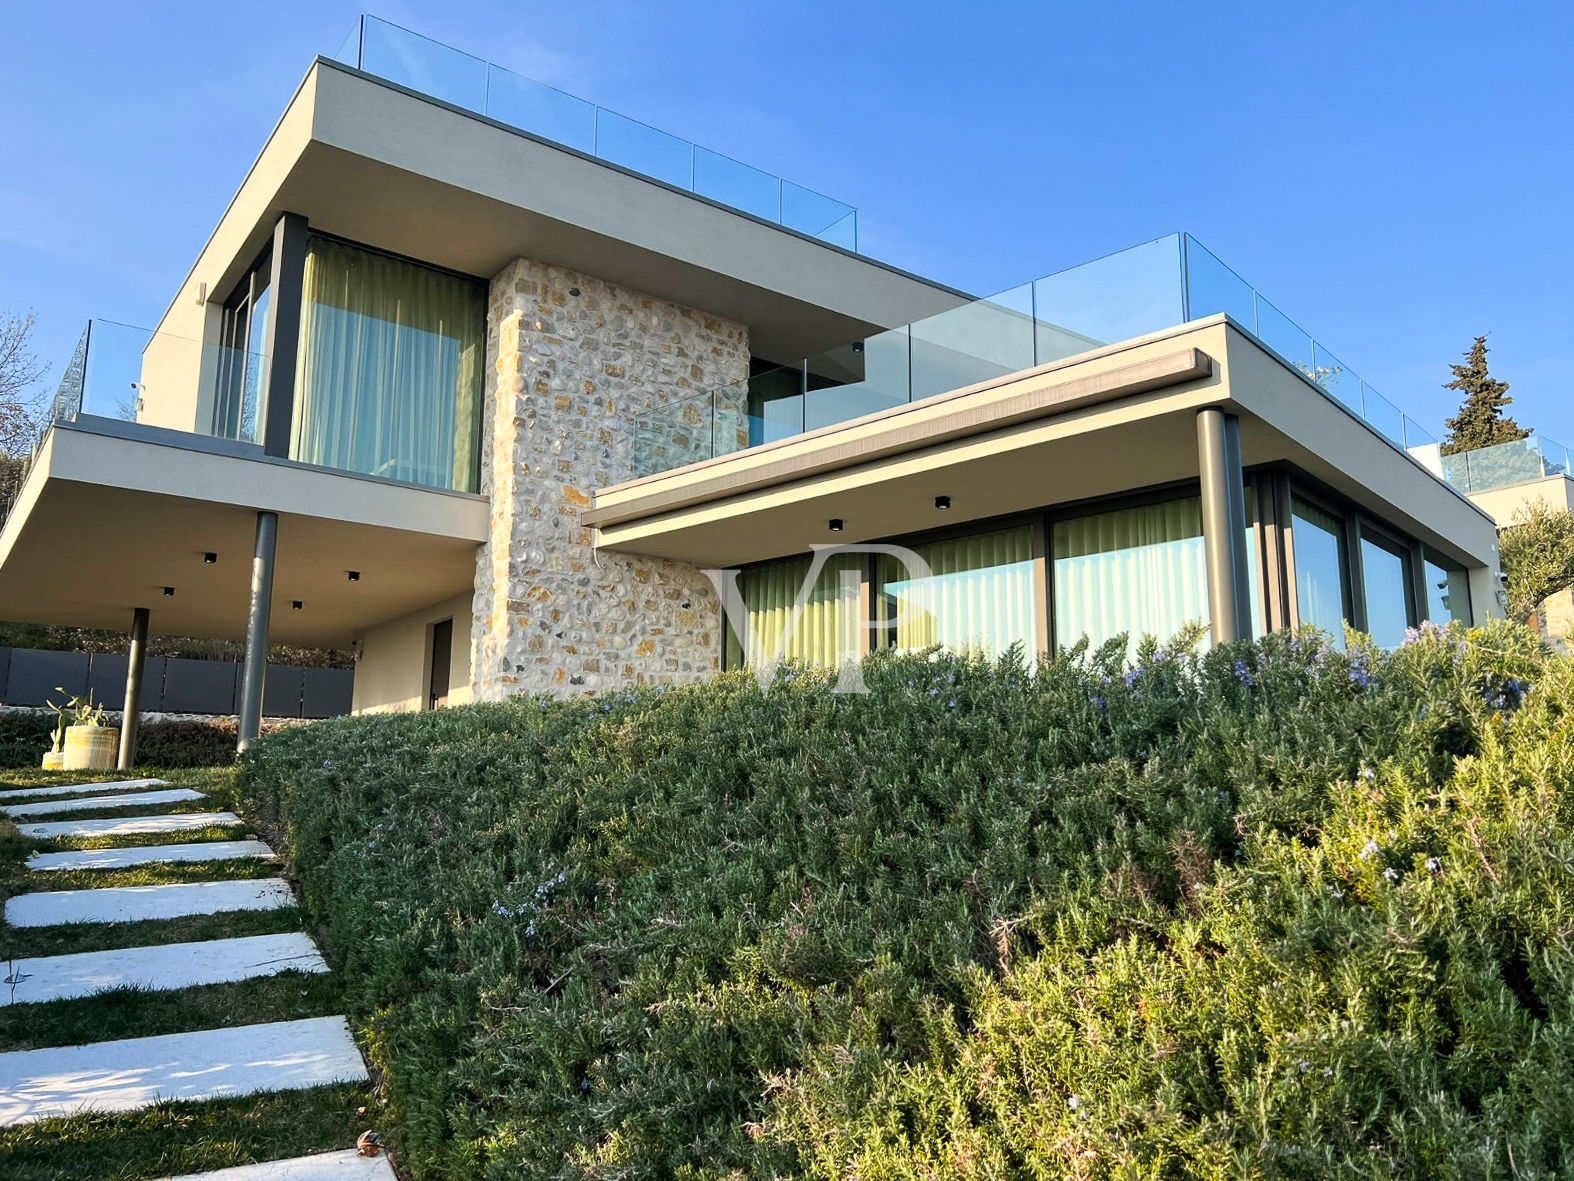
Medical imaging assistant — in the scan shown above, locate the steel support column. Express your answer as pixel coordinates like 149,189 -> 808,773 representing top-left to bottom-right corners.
237,511 -> 279,751
117,606 -> 150,770
1197,408 -> 1252,646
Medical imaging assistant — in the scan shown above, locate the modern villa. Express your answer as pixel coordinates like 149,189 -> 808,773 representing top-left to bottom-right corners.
0,17 -> 1504,759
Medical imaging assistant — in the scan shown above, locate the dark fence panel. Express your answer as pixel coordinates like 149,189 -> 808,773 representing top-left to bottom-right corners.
302,667 -> 354,719
160,659 -> 239,715
7,649 -> 90,707
0,647 -> 353,719
86,652 -> 129,707
263,665 -> 305,719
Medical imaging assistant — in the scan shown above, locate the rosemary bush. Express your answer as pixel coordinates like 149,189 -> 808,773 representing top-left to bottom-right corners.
239,622 -> 1573,1179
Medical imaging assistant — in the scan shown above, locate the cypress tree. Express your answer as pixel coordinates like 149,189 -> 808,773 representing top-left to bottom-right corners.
1441,335 -> 1528,455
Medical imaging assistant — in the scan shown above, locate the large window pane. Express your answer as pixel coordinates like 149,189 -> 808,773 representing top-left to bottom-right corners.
1423,553 -> 1472,624
1053,498 -> 1208,658
1292,499 -> 1350,648
291,238 -> 485,491
725,552 -> 864,670
877,526 -> 1037,662
1360,535 -> 1413,648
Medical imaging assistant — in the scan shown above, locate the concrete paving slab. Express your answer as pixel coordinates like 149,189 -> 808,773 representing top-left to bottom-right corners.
16,812 -> 242,841
0,778 -> 171,802
5,789 -> 205,818
163,1149 -> 397,1180
1,933 -> 328,1006
5,879 -> 295,928
0,1016 -> 367,1126
27,840 -> 276,872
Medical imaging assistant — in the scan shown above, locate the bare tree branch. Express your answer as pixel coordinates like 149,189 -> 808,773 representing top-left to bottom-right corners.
0,309 -> 49,456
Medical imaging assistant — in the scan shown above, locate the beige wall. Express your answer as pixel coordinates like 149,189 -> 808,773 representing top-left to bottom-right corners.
471,257 -> 749,698
352,592 -> 474,714
1468,475 -> 1574,525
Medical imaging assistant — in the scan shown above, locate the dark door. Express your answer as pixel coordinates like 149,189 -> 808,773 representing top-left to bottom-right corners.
428,618 -> 453,710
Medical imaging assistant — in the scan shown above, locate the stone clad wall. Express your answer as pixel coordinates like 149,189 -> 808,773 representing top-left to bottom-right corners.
470,259 -> 750,699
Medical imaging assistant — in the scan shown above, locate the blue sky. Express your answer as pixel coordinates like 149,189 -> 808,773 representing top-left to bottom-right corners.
4,1 -> 1572,441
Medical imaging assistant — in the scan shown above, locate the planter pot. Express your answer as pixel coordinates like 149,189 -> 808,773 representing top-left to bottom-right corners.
63,724 -> 120,771
41,749 -> 64,771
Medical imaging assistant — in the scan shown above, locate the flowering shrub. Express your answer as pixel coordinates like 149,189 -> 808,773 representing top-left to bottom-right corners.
238,621 -> 1572,1178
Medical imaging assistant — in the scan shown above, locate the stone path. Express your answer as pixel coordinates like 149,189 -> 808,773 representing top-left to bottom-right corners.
0,777 -> 170,801
0,776 -> 388,1176
17,811 -> 243,840
1,933 -> 327,1005
28,839 -> 277,872
5,788 -> 206,817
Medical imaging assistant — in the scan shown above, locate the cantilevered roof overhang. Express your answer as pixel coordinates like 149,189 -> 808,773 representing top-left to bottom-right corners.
0,418 -> 487,647
585,317 -> 1500,572
145,57 -> 969,414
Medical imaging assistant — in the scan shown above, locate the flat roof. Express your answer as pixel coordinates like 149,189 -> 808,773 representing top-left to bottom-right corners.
150,59 -> 970,367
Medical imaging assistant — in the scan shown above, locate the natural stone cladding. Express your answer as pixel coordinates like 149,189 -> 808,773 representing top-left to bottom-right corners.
471,259 -> 750,699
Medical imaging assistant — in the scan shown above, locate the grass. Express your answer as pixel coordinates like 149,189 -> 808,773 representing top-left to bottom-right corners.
0,764 -> 368,1179
0,971 -> 342,1051
0,1083 -> 381,1181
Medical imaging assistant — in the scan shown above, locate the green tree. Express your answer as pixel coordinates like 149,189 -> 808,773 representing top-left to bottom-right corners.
1440,334 -> 1528,455
1497,500 -> 1574,624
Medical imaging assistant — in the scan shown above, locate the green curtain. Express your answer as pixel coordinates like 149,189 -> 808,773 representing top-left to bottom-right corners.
727,553 -> 865,669
291,237 -> 485,492
1054,498 -> 1208,658
877,526 -> 1036,662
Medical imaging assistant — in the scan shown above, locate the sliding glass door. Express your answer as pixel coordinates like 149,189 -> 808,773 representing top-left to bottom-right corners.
876,526 -> 1037,663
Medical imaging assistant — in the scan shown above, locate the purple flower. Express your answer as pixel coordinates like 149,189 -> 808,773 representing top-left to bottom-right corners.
1234,660 -> 1255,687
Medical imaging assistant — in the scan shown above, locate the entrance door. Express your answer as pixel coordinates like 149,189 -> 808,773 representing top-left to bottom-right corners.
428,618 -> 453,710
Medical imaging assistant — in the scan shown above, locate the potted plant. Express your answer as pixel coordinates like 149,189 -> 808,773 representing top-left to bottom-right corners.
50,689 -> 119,771
41,709 -> 67,770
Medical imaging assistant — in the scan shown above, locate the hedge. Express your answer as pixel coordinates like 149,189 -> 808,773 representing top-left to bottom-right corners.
0,712 -> 277,770
237,622 -> 1574,1178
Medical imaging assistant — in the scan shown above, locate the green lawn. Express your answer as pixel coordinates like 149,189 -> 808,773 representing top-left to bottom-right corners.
0,765 -> 383,1181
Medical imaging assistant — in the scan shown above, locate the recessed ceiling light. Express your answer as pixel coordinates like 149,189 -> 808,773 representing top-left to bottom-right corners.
934,495 -> 951,510
292,600 -> 303,610
163,586 -> 175,596
203,552 -> 217,564
828,518 -> 844,532
347,571 -> 361,582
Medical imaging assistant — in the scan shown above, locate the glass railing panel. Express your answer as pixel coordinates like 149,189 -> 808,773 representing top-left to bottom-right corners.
486,66 -> 596,154
739,364 -> 805,449
909,283 -> 1035,401
1310,342 -> 1361,413
694,148 -> 779,223
1032,234 -> 1184,365
1402,416 -> 1437,450
804,326 -> 910,432
1442,436 -> 1546,492
331,19 -> 362,67
1361,383 -> 1405,446
1182,235 -> 1256,328
1252,294 -> 1313,373
47,326 -> 89,424
627,390 -> 715,478
1541,437 -> 1570,478
781,182 -> 858,246
595,109 -> 693,190
358,15 -> 487,114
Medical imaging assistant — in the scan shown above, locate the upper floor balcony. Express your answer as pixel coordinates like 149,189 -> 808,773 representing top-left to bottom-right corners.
613,232 -> 1444,488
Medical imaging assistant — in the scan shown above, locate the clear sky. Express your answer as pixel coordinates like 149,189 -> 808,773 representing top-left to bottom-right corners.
4,1 -> 1571,442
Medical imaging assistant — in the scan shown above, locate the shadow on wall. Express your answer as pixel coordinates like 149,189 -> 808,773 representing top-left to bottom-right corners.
0,647 -> 353,719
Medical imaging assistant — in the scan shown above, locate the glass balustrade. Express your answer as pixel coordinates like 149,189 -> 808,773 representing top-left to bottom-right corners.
332,15 -> 858,249
621,234 -> 1444,484
1439,435 -> 1573,493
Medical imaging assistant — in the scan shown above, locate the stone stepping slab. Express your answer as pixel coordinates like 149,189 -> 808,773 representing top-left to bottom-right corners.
27,840 -> 277,873
163,1149 -> 397,1179
6,879 -> 296,928
1,933 -> 328,1006
16,812 -> 242,841
4,789 -> 205,818
0,1015 -> 368,1127
0,778 -> 171,802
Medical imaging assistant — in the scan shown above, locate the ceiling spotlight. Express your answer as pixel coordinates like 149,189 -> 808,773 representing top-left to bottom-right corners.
203,552 -> 217,565
347,570 -> 361,582
851,341 -> 865,354
292,600 -> 303,611
828,518 -> 844,532
934,495 -> 951,510
163,586 -> 175,597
